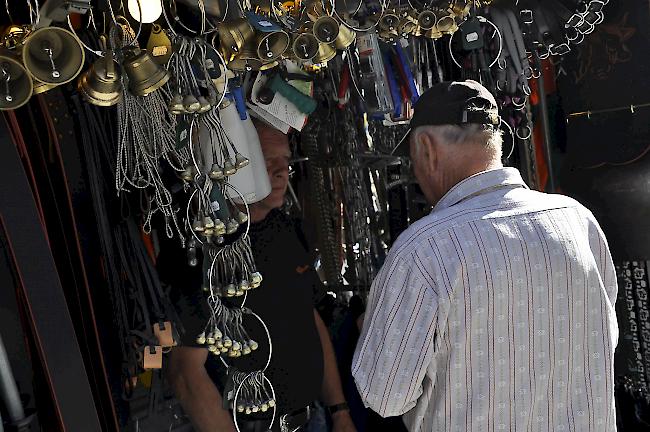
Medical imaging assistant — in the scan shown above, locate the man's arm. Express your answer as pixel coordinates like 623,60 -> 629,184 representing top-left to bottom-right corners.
352,254 -> 439,417
167,347 -> 236,432
313,309 -> 357,432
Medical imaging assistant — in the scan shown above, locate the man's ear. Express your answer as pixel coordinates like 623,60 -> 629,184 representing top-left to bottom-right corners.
418,131 -> 438,175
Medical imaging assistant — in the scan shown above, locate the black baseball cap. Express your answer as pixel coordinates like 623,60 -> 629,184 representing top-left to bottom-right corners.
393,80 -> 500,155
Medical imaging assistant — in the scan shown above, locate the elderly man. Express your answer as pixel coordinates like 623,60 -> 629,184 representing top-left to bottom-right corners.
352,81 -> 618,432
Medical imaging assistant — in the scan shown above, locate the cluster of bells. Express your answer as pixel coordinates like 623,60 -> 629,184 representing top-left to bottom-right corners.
0,25 -> 86,110
231,372 -> 276,415
375,5 -> 467,42
187,208 -> 248,246
217,11 -> 356,71
196,327 -> 260,358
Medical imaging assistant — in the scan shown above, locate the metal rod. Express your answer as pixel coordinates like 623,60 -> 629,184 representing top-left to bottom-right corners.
535,58 -> 555,192
0,332 -> 25,424
567,101 -> 650,120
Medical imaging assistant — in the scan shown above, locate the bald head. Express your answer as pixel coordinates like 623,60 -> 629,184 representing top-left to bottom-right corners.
409,123 -> 503,206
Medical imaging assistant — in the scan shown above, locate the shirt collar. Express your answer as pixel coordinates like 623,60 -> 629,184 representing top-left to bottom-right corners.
433,167 -> 528,212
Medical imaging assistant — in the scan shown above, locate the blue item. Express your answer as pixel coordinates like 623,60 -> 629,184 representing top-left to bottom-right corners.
383,51 -> 402,118
394,43 -> 420,104
228,86 -> 248,120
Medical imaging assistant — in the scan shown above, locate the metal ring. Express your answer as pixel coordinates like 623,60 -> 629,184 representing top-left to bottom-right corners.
516,124 -> 532,140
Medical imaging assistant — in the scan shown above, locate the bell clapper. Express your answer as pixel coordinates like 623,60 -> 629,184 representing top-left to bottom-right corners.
2,66 -> 12,102
42,43 -> 61,79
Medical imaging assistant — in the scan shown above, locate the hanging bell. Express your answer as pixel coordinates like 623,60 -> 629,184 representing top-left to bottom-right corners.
312,16 -> 340,44
197,96 -> 212,113
209,163 -> 225,179
214,219 -> 227,235
436,15 -> 457,34
122,47 -> 170,96
169,93 -> 185,114
226,219 -> 239,234
256,31 -> 290,61
236,211 -> 248,224
417,10 -> 437,30
379,13 -> 400,31
0,53 -> 33,111
192,217 -> 205,232
183,94 -> 201,113
398,16 -> 418,37
291,33 -> 319,61
181,165 -> 197,181
218,18 -> 255,56
378,28 -> 399,43
312,42 -> 337,64
227,44 -> 263,72
334,24 -> 356,50
250,271 -> 263,288
222,160 -> 237,176
234,153 -> 250,169
22,27 -> 84,85
77,52 -> 124,107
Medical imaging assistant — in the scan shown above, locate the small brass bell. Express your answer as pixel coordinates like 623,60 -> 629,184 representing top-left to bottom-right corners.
192,217 -> 205,232
378,28 -> 399,43
183,94 -> 201,113
209,163 -> 224,179
312,42 -> 336,64
203,216 -> 215,229
255,31 -> 290,61
181,165 -> 197,181
196,332 -> 206,344
169,93 -> 185,114
417,10 -> 437,30
250,271 -> 263,288
236,211 -> 248,224
77,52 -> 123,107
226,284 -> 237,296
379,13 -> 400,31
214,219 -> 227,235
218,18 -> 255,55
334,24 -> 356,50
0,53 -> 33,110
122,47 -> 170,96
234,153 -> 250,169
22,27 -> 85,85
226,219 -> 239,234
198,96 -> 211,113
313,16 -> 340,43
249,340 -> 259,350
436,15 -> 457,34
292,33 -> 319,61
222,160 -> 237,176
398,17 -> 418,37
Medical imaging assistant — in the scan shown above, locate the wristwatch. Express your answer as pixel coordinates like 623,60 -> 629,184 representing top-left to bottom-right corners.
327,402 -> 350,415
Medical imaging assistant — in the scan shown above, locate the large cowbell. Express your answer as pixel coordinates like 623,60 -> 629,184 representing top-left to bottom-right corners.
200,101 -> 271,204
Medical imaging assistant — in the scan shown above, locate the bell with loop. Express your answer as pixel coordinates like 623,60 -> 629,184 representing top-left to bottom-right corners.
334,24 -> 356,50
292,33 -> 319,61
236,211 -> 248,224
255,30 -> 290,61
312,42 -> 336,64
234,153 -> 250,169
214,219 -> 227,235
227,43 -> 263,72
313,16 -> 340,44
379,12 -> 400,31
417,10 -> 437,30
250,271 -> 263,288
226,219 -> 239,234
168,93 -> 185,114
378,28 -> 399,43
183,94 -> 201,113
122,47 -> 170,96
77,51 -> 124,107
22,27 -> 85,85
0,53 -> 33,111
398,15 -> 418,37
218,18 -> 255,57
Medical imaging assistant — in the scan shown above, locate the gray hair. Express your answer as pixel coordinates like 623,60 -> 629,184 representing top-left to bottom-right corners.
414,124 -> 503,157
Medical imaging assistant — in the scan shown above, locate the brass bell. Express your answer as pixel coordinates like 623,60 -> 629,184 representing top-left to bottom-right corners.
209,163 -> 224,179
0,53 -> 33,111
77,52 -> 123,107
234,153 -> 250,169
417,10 -> 437,30
334,24 -> 356,50
197,96 -> 212,113
169,93 -> 185,114
256,31 -> 290,61
218,18 -> 255,55
292,33 -> 319,61
222,160 -> 237,176
183,94 -> 201,113
227,44 -> 263,72
22,27 -> 85,85
312,42 -> 336,64
436,15 -> 457,34
122,47 -> 170,96
312,16 -> 339,44
398,16 -> 418,37
379,13 -> 400,31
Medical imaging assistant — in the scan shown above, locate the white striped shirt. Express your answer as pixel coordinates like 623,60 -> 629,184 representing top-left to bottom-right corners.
352,168 -> 618,432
